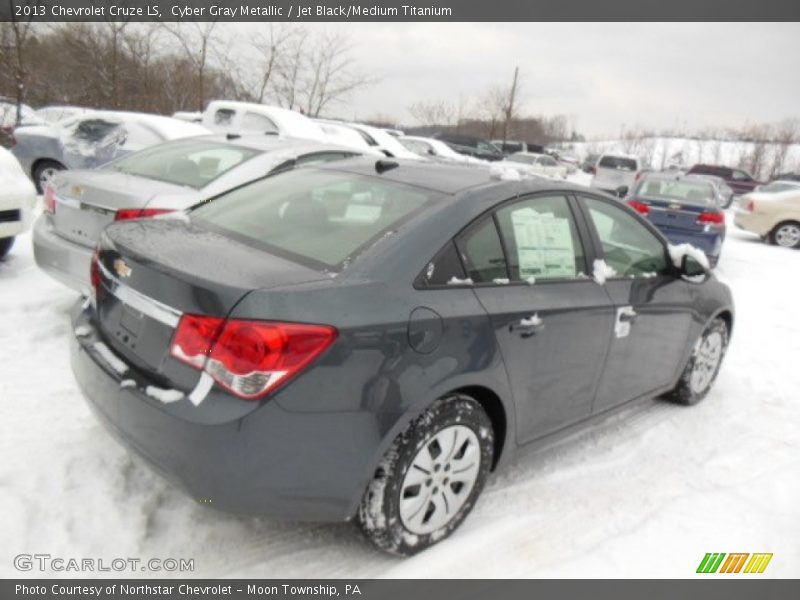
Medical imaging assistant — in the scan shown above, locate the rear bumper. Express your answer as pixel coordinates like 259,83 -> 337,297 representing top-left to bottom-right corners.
33,214 -> 92,292
70,303 -> 378,522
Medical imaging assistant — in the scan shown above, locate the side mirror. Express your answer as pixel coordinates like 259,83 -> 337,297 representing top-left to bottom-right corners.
681,254 -> 709,279
615,185 -> 628,198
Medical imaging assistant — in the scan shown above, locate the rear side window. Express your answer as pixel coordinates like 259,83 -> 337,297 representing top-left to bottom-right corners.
455,217 -> 507,283
214,109 -> 236,127
192,169 -> 438,269
419,241 -> 466,287
598,156 -> 637,171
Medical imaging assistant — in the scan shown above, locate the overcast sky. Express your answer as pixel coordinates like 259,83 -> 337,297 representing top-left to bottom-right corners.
230,22 -> 800,138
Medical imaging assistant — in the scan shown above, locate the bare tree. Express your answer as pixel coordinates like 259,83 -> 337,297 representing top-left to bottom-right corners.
274,28 -> 308,111
500,66 -> 520,144
3,0 -> 36,124
161,21 -> 222,111
300,32 -> 376,117
407,99 -> 456,127
248,23 -> 295,103
769,119 -> 799,177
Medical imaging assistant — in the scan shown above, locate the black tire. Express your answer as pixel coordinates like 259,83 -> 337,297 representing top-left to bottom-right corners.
32,159 -> 65,194
357,394 -> 494,556
769,221 -> 800,249
664,318 -> 729,406
0,236 -> 13,259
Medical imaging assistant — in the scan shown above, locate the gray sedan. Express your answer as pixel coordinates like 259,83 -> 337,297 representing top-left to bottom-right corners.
12,110 -> 209,192
71,158 -> 733,555
34,134 -> 359,291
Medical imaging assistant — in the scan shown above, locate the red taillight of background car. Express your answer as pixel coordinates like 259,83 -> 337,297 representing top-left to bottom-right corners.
114,208 -> 175,221
90,249 -> 101,292
170,316 -> 338,400
744,200 -> 755,212
627,199 -> 650,216
697,211 -> 725,226
44,184 -> 57,214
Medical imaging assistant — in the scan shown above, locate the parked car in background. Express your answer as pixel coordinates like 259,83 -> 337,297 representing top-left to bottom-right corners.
581,153 -> 600,173
1,97 -> 46,148
34,134 -> 360,291
172,111 -> 203,124
398,135 -> 485,164
71,156 -> 732,557
0,147 -> 37,259
684,173 -> 735,208
590,154 -> 642,195
433,132 -> 504,161
626,173 -> 726,266
504,152 -> 568,179
35,105 -> 89,124
490,140 -> 544,155
12,111 -> 209,192
316,119 -> 422,159
770,172 -> 800,182
687,164 -> 762,196
202,100 -> 330,144
734,188 -> 800,248
753,180 -> 800,194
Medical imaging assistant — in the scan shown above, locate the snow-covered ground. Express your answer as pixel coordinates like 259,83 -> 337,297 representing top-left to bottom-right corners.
1,201 -> 798,578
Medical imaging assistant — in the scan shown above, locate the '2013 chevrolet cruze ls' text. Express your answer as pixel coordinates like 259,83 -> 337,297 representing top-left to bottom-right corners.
70,158 -> 733,555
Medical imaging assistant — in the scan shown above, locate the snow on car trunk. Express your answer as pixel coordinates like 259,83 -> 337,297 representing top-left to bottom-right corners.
0,220 -> 798,577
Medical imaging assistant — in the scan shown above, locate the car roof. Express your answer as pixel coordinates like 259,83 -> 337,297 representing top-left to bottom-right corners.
314,157 -> 577,196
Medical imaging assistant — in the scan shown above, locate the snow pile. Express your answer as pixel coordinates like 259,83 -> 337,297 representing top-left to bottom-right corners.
519,314 -> 542,327
668,243 -> 710,270
145,386 -> 184,404
74,325 -> 91,338
447,276 -> 474,286
489,163 -> 522,181
492,278 -> 510,285
592,259 -> 617,285
92,342 -> 128,375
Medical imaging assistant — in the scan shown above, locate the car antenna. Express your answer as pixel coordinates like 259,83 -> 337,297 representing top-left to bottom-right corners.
226,132 -> 241,140
375,159 -> 399,174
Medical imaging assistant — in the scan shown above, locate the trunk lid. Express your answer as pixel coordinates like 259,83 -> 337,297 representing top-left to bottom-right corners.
94,217 -> 328,388
50,170 -> 197,248
636,196 -> 712,232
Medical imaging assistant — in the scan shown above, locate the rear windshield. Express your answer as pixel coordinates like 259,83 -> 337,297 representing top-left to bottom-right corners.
191,168 -> 438,269
107,139 -> 261,189
636,178 -> 717,206
598,156 -> 637,171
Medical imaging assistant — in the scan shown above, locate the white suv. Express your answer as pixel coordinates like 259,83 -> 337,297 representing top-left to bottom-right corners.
591,153 -> 642,195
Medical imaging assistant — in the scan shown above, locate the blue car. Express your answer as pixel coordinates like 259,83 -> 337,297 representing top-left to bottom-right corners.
624,173 -> 726,267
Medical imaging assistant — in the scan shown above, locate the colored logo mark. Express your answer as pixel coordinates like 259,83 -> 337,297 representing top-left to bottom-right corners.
696,553 -> 773,574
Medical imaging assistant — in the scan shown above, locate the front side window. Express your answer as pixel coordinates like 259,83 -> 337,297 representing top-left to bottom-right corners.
214,109 -> 236,126
496,195 -> 585,281
582,196 -> 668,276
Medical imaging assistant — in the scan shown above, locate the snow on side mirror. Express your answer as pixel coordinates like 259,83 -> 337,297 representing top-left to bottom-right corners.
681,254 -> 709,280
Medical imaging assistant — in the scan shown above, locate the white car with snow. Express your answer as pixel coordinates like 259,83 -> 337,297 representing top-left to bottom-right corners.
590,153 -> 643,195
0,147 -> 37,259
503,152 -> 569,179
202,100 -> 331,142
398,135 -> 487,165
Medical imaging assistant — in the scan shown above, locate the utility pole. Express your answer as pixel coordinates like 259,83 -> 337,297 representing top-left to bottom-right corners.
501,66 -> 519,146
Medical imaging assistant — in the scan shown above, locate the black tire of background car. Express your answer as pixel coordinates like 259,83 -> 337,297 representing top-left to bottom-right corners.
0,236 -> 14,259
664,317 -> 729,406
32,159 -> 65,194
769,221 -> 800,249
357,394 -> 494,556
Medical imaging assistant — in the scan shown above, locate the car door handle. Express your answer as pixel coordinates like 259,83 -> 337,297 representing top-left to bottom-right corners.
509,316 -> 544,337
618,309 -> 638,323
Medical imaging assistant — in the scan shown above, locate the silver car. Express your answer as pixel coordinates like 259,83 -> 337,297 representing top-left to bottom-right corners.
33,134 -> 360,291
12,110 -> 209,192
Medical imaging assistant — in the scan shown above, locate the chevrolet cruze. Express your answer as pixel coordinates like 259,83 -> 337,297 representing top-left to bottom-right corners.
70,158 -> 733,555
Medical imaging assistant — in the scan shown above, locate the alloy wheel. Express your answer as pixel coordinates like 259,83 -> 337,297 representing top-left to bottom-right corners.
690,331 -> 724,395
774,223 -> 800,248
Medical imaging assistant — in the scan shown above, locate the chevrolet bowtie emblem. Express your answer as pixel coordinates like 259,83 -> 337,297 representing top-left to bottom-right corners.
70,185 -> 84,198
113,259 -> 132,278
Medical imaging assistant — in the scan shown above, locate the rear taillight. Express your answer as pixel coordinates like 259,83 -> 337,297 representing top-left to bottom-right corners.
44,184 -> 57,214
697,211 -> 725,226
744,200 -> 755,212
115,208 -> 174,221
627,199 -> 650,216
90,249 -> 101,292
170,316 -> 337,400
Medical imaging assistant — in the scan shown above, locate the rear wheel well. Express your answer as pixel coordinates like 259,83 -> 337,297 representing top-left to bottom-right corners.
453,385 -> 507,469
